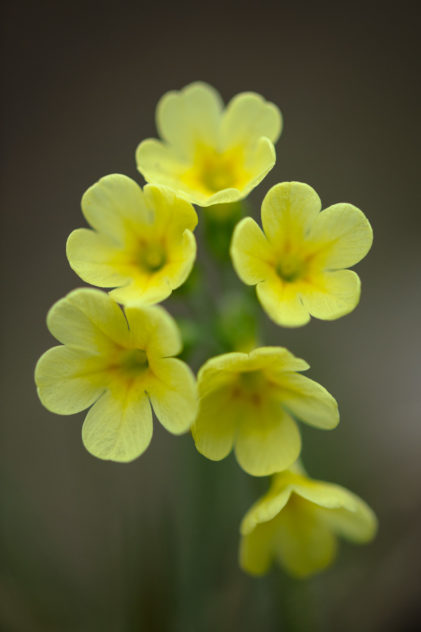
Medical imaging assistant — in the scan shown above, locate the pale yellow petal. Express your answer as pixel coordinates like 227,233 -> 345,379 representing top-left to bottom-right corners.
300,269 -> 361,320
235,402 -> 301,476
81,385 -> 152,462
109,278 -> 171,306
309,203 -> 373,269
136,139 -> 190,189
230,217 -> 273,284
256,278 -> 311,327
240,485 -> 292,535
125,304 -> 181,358
239,520 -> 278,576
47,288 -> 129,351
81,174 -> 149,242
248,347 -> 309,373
35,346 -> 107,414
192,386 -> 237,461
274,372 -> 339,430
274,503 -> 338,578
291,477 -> 378,543
143,184 -> 198,235
66,228 -> 131,287
156,82 -> 223,158
319,501 -> 378,543
164,230 -> 197,288
241,136 -> 277,192
147,358 -> 198,434
261,181 -> 321,245
221,92 -> 282,149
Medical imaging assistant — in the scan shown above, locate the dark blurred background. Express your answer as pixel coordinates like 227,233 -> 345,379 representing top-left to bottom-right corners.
2,1 -> 420,630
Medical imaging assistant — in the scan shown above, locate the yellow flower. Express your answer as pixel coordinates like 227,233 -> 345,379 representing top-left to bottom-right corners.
191,347 -> 338,476
136,82 -> 282,207
67,175 -> 198,305
240,465 -> 377,578
35,288 -> 198,462
231,181 -> 373,327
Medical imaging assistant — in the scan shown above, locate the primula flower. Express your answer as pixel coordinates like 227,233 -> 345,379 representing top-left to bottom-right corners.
231,181 -> 373,327
136,82 -> 282,207
240,464 -> 377,578
35,288 -> 198,462
67,175 -> 198,305
191,347 -> 338,476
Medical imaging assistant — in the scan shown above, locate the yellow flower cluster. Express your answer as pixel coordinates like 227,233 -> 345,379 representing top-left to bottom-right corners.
35,81 -> 376,579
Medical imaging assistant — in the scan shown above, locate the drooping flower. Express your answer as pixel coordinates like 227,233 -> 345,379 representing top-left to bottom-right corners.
136,82 -> 282,207
67,175 -> 198,305
231,181 -> 373,327
35,288 -> 198,462
191,347 -> 338,476
240,464 -> 378,578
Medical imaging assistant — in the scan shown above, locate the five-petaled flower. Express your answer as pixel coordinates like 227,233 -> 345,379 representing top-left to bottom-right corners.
240,464 -> 377,578
67,175 -> 198,305
35,288 -> 198,462
231,181 -> 373,327
191,347 -> 338,476
136,82 -> 282,207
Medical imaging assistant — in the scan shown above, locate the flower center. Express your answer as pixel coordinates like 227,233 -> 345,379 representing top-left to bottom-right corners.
182,144 -> 249,195
233,370 -> 268,406
276,255 -> 306,283
120,349 -> 149,375
137,243 -> 166,272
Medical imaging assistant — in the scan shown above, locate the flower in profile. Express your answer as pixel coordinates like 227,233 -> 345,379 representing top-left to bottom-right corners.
67,175 -> 198,305
35,288 -> 198,462
231,181 -> 373,327
240,464 -> 377,577
136,82 -> 282,207
191,347 -> 338,476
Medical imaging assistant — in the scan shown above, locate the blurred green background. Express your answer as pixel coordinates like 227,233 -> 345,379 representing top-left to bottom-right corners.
2,1 -> 420,630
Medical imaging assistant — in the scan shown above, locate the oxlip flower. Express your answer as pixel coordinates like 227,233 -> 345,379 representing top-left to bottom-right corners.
191,347 -> 338,476
136,82 -> 282,207
67,175 -> 198,305
240,464 -> 378,578
231,181 -> 373,327
35,288 -> 198,462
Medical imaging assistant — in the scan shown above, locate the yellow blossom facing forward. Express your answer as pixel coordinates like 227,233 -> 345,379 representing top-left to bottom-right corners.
67,175 -> 198,305
35,288 -> 198,462
191,347 -> 338,476
231,181 -> 373,327
240,464 -> 377,578
136,82 -> 282,207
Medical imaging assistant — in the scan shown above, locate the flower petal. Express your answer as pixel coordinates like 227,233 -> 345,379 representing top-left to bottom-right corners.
192,386 -> 238,461
136,139 -> 190,190
47,288 -> 129,351
275,372 -> 339,430
66,228 -> 131,288
81,174 -> 149,243
125,304 -> 182,358
82,385 -> 153,462
309,203 -> 373,269
221,92 -> 282,150
273,502 -> 338,578
156,82 -> 223,158
143,184 -> 198,236
256,278 -> 311,327
300,269 -> 361,320
235,402 -> 301,476
231,217 -> 273,284
147,358 -> 198,435
35,346 -> 107,414
261,182 -> 321,246
239,519 -> 278,576
291,477 -> 378,543
240,484 -> 292,535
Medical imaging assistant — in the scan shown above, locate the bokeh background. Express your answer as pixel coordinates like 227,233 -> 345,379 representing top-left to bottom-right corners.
2,1 -> 420,630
